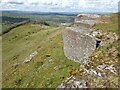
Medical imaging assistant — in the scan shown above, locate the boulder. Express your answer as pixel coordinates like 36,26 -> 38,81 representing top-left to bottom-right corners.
74,14 -> 101,27
77,14 -> 101,19
63,27 -> 97,63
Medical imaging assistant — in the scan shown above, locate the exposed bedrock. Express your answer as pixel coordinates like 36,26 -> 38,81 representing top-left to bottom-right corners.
74,14 -> 101,28
74,14 -> 111,28
63,27 -> 99,63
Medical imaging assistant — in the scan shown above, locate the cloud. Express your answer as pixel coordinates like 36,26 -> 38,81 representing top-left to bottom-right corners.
0,0 -> 119,12
7,2 -> 24,5
78,0 -> 119,12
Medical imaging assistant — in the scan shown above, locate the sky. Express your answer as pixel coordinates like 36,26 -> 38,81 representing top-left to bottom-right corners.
0,0 -> 120,13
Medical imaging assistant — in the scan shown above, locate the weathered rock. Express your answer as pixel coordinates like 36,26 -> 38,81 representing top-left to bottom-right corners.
57,76 -> 87,89
77,14 -> 101,19
12,51 -> 38,68
59,13 -> 118,88
100,15 -> 111,23
23,51 -> 38,63
63,27 -> 97,63
75,14 -> 101,27
97,64 -> 117,75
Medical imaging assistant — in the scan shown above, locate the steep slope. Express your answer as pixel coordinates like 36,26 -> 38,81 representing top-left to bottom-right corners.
2,24 -> 80,88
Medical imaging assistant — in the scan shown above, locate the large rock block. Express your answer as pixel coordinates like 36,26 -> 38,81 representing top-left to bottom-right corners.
63,27 -> 96,63
74,14 -> 101,27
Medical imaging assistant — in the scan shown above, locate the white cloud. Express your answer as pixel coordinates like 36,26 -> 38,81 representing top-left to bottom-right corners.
78,0 -> 119,12
0,0 -> 119,12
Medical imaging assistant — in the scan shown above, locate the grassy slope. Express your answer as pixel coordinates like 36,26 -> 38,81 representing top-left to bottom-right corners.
0,36 -> 2,88
92,13 -> 118,34
2,24 -> 80,88
2,13 -> 119,88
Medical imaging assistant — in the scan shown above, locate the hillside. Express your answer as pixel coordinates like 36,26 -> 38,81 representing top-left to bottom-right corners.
2,23 -> 80,88
1,11 -> 75,34
2,13 -> 119,88
58,13 -> 119,88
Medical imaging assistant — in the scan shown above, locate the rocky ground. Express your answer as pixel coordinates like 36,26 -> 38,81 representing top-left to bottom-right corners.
57,14 -> 119,88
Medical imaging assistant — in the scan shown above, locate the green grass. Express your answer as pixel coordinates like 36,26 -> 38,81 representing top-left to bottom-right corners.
2,13 -> 119,88
92,13 -> 118,34
0,36 -> 2,88
2,12 -> 75,25
2,24 -> 80,88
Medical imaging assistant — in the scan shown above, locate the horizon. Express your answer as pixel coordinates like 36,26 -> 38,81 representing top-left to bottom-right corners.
1,10 -> 117,15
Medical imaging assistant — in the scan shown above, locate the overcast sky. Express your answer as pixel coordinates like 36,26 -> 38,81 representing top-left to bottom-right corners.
0,0 -> 119,12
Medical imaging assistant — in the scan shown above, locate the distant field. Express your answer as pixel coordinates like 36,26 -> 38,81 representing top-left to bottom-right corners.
1,11 -> 75,35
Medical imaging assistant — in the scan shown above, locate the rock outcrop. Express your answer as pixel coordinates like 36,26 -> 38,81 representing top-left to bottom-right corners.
58,13 -> 119,88
63,27 -> 97,63
74,14 -> 111,28
57,75 -> 87,89
63,14 -> 103,63
74,14 -> 101,28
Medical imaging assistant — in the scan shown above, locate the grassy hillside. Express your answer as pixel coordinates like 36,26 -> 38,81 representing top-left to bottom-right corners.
2,13 -> 119,88
92,13 -> 118,34
2,23 -> 80,88
2,12 -> 75,35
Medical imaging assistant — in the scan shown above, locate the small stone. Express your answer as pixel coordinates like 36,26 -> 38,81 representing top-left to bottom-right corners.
45,54 -> 51,57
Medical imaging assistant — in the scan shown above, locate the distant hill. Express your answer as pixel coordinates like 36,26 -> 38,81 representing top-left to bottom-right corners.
1,11 -> 75,34
2,11 -> 78,16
